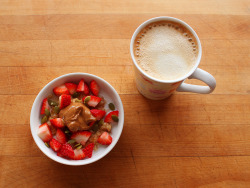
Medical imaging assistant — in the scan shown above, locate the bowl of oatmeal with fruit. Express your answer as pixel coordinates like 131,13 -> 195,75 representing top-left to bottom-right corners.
30,73 -> 124,165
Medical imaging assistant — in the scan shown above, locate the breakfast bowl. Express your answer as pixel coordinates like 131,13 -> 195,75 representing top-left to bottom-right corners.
30,73 -> 124,166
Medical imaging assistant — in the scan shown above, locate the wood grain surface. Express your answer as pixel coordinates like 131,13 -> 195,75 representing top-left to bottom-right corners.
0,0 -> 250,187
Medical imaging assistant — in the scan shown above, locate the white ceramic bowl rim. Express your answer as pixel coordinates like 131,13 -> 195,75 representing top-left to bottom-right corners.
30,73 -> 124,166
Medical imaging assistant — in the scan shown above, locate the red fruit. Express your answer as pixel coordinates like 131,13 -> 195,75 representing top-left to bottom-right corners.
40,98 -> 50,115
49,138 -> 62,152
104,110 -> 119,123
90,109 -> 106,120
65,83 -> 77,95
50,118 -> 64,128
59,143 -> 74,159
72,149 -> 86,160
84,82 -> 90,95
88,121 -> 95,127
56,129 -> 67,144
37,123 -> 53,142
90,80 -> 100,96
76,79 -> 85,92
71,131 -> 92,145
59,94 -> 71,109
83,143 -> 94,158
53,84 -> 69,96
98,131 -> 112,145
83,96 -> 101,107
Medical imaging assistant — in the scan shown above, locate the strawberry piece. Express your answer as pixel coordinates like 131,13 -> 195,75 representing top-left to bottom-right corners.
90,80 -> 100,96
76,79 -> 85,92
65,83 -> 77,95
72,149 -> 86,160
59,94 -> 71,109
90,109 -> 106,120
71,131 -> 92,145
98,131 -> 112,145
56,129 -> 67,144
53,84 -> 69,96
84,82 -> 90,95
83,143 -> 94,158
50,118 -> 64,128
88,121 -> 95,127
59,143 -> 74,159
49,138 -> 62,152
40,98 -> 50,115
104,110 -> 119,123
83,96 -> 101,107
37,123 -> 53,142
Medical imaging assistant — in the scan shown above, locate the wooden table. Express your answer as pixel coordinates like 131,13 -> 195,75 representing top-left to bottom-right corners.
0,0 -> 249,187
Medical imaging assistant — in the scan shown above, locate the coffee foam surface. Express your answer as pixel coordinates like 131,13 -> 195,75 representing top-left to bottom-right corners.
134,21 -> 198,81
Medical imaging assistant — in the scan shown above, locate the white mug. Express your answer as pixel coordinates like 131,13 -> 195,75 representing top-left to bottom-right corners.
130,16 -> 216,100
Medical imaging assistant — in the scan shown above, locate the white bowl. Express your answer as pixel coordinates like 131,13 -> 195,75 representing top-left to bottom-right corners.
30,73 -> 124,166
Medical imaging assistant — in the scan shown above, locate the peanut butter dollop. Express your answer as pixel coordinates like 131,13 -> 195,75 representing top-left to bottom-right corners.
59,102 -> 96,132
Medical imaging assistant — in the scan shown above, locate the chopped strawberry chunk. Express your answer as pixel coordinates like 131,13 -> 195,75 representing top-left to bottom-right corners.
72,149 -> 86,160
59,94 -> 71,109
76,79 -> 85,92
90,109 -> 106,120
90,80 -> 100,96
56,129 -> 67,144
37,123 -> 53,142
53,84 -> 69,96
58,143 -> 74,159
98,132 -> 112,145
71,131 -> 92,145
83,143 -> 94,158
65,83 -> 77,95
83,96 -> 101,107
40,98 -> 50,115
50,138 -> 62,152
84,82 -> 90,95
50,118 -> 64,128
104,110 -> 119,123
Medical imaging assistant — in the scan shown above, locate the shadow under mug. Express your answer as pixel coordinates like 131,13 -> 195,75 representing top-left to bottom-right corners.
130,16 -> 216,100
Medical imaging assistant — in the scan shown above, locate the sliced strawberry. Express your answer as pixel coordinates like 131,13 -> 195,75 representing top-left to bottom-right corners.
90,109 -> 106,120
104,110 -> 119,123
72,149 -> 86,160
40,98 -> 50,115
98,131 -> 112,145
71,131 -> 92,145
90,80 -> 100,96
37,123 -> 53,142
83,96 -> 101,107
56,129 -> 67,144
88,121 -> 96,127
84,82 -> 90,95
53,84 -> 69,96
83,143 -> 94,158
59,94 -> 71,109
50,118 -> 64,128
59,143 -> 74,159
65,83 -> 77,95
49,138 -> 62,152
76,79 -> 84,92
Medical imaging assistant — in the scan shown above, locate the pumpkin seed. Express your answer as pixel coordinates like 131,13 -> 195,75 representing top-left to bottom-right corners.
72,92 -> 80,98
111,115 -> 119,122
65,130 -> 70,134
84,96 -> 91,104
48,99 -> 58,106
45,142 -> 50,148
67,139 -> 76,144
41,116 -> 48,124
109,103 -> 115,110
54,106 -> 60,114
74,99 -> 82,103
45,109 -> 50,117
75,144 -> 83,149
74,143 -> 81,148
98,119 -> 104,126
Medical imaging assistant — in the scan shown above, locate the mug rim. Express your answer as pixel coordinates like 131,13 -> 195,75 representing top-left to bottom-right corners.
130,16 -> 202,84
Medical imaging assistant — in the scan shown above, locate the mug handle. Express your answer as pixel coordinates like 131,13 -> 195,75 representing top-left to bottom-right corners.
176,68 -> 216,94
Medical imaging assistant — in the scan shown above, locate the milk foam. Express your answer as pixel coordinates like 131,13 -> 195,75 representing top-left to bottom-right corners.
134,21 -> 198,81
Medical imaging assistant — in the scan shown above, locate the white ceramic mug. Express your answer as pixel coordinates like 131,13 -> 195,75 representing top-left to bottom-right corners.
130,16 -> 216,100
